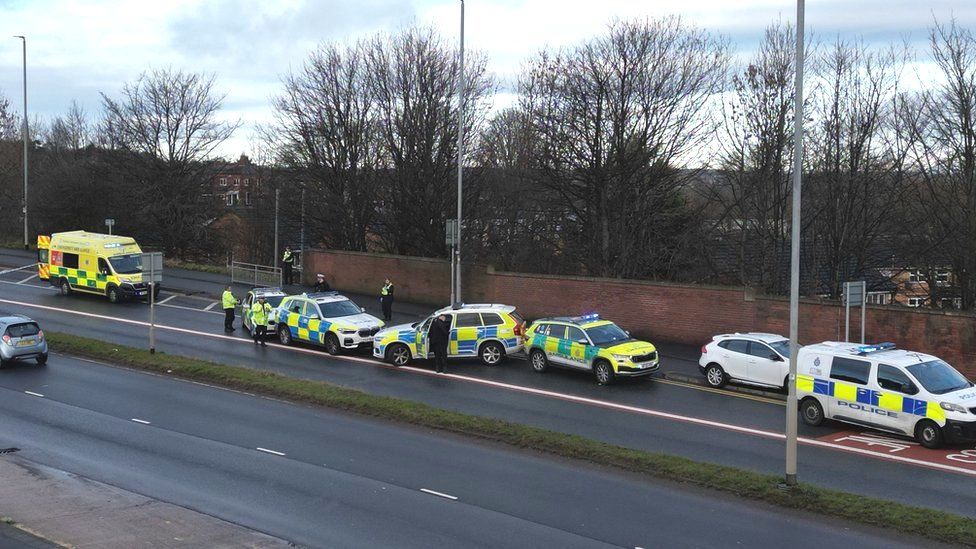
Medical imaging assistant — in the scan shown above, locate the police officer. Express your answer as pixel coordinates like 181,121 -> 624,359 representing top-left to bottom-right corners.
429,313 -> 451,373
380,278 -> 394,321
313,273 -> 331,293
250,295 -> 272,346
221,285 -> 237,332
282,246 -> 295,285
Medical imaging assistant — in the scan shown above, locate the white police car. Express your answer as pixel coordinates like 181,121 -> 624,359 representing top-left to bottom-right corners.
797,341 -> 976,449
241,287 -> 287,338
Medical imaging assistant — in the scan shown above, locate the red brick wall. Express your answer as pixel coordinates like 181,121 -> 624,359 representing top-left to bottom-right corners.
305,249 -> 976,376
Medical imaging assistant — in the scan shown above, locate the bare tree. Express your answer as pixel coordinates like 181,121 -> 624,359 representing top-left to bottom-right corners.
46,101 -> 91,151
520,17 -> 729,278
100,68 -> 240,257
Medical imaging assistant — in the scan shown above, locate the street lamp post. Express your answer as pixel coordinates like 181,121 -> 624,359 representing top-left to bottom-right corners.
300,182 -> 305,275
274,186 -> 280,278
785,0 -> 806,487
13,36 -> 27,250
454,0 -> 465,308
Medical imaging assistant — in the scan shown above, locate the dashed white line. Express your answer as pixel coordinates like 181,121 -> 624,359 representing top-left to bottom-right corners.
256,447 -> 286,456
420,488 -> 458,500
203,301 -> 219,311
156,294 -> 178,305
130,418 -> 151,425
16,273 -> 38,284
24,390 -> 44,397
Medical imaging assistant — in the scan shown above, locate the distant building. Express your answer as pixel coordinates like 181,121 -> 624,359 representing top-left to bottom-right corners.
212,154 -> 260,208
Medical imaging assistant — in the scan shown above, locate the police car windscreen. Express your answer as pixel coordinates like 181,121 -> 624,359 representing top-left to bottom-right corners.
318,299 -> 361,318
109,254 -> 142,274
906,360 -> 972,395
264,296 -> 284,308
584,324 -> 631,346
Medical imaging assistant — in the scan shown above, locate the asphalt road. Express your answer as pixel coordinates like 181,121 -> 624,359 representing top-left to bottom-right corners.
2,249 -> 976,519
0,353 -> 939,548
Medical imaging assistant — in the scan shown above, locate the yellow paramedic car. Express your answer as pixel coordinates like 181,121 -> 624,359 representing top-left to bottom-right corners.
40,231 -> 154,303
524,314 -> 659,384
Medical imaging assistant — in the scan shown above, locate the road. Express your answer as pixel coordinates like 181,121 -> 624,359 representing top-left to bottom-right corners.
0,353 -> 938,548
2,249 -> 976,519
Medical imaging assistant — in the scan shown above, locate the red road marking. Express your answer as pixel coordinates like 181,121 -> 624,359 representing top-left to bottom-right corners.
820,430 -> 976,473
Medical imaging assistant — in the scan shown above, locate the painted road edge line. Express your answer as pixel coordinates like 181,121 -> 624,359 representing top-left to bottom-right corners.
420,488 -> 458,501
156,294 -> 178,305
256,447 -> 286,457
24,390 -> 44,397
203,301 -> 219,311
131,418 -> 151,425
3,295 -> 975,478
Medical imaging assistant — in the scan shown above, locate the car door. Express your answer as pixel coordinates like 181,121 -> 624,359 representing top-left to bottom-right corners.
827,356 -> 873,425
746,341 -> 784,386
564,326 -> 591,370
242,293 -> 254,329
545,324 -> 570,365
416,316 -> 434,359
452,313 -> 483,357
875,364 -> 922,435
286,299 -> 308,341
719,339 -> 750,380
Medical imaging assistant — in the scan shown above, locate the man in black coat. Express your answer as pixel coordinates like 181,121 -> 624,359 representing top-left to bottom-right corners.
428,313 -> 451,373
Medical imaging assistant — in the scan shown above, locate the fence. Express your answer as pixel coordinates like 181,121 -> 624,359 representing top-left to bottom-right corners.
231,261 -> 282,288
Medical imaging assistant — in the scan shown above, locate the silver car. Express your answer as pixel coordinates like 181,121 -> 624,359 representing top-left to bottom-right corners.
0,315 -> 48,366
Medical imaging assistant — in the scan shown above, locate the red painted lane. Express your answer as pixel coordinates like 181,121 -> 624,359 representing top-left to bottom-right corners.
818,430 -> 976,474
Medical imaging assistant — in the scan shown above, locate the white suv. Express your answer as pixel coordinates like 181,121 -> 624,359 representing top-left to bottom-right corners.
699,333 -> 793,391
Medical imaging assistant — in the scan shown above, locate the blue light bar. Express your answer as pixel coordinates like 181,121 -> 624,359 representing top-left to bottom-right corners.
578,313 -> 600,321
856,342 -> 896,355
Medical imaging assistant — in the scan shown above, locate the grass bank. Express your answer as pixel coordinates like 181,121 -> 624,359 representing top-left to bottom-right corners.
46,331 -> 976,546
162,258 -> 229,276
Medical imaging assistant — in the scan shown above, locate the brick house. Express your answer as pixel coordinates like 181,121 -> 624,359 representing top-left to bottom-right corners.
212,154 -> 260,208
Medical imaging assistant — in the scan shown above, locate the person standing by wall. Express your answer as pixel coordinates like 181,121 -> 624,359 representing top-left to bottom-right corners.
429,313 -> 451,373
281,246 -> 295,285
380,278 -> 395,321
250,295 -> 272,346
221,286 -> 237,333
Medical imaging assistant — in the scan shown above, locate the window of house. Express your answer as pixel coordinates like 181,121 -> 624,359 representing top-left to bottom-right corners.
866,292 -> 889,305
830,357 -> 871,385
906,297 -> 924,308
244,178 -> 250,186
219,177 -> 226,187
908,270 -> 924,283
936,271 -> 950,284
245,192 -> 251,206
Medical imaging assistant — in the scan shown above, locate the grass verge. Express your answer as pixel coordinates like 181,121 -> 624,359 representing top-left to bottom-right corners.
162,258 -> 229,276
46,331 -> 976,545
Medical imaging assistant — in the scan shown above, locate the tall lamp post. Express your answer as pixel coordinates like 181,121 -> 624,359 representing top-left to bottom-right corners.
13,35 -> 27,250
785,0 -> 806,487
453,0 -> 465,308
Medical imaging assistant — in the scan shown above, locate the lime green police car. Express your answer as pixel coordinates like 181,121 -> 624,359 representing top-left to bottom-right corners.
524,314 -> 659,384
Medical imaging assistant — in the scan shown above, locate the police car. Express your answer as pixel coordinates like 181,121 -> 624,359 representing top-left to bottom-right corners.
275,292 -> 384,354
241,287 -> 288,338
373,303 -> 524,367
797,341 -> 976,449
524,314 -> 659,385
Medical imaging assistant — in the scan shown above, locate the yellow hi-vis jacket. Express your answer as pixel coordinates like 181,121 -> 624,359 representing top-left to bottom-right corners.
222,290 -> 236,310
251,301 -> 272,325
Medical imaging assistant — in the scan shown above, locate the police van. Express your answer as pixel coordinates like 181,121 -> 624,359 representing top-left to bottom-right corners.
40,231 -> 154,303
797,341 -> 976,448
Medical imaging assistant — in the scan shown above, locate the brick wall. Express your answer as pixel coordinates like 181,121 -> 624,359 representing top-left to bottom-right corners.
305,249 -> 976,377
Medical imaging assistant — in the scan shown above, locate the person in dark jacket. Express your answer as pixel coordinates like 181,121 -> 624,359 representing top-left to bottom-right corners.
312,273 -> 331,293
428,313 -> 451,373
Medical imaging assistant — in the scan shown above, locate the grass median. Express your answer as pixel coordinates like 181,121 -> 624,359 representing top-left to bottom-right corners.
45,331 -> 976,545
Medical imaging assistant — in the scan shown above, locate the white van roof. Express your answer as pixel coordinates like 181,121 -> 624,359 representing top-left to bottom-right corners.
801,341 -> 938,367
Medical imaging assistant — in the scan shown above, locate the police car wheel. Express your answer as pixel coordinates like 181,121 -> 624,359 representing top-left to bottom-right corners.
915,420 -> 944,449
594,360 -> 614,385
529,349 -> 548,372
325,334 -> 340,355
800,398 -> 824,427
480,342 -> 504,366
387,344 -> 410,367
278,327 -> 292,346
704,364 -> 727,388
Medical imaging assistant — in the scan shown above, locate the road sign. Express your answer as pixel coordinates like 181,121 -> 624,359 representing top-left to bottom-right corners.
141,252 -> 163,283
446,219 -> 457,246
105,218 -> 115,235
843,280 -> 867,344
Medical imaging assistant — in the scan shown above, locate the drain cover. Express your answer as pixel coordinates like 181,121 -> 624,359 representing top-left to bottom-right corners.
0,448 -> 20,455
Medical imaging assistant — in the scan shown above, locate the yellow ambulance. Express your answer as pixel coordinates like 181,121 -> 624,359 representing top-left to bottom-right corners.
40,231 -> 154,303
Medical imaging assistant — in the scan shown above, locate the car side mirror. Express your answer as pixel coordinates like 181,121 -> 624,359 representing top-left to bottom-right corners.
577,339 -> 588,344
625,330 -> 631,336
770,354 -> 782,361
902,383 -> 917,395
309,314 -> 319,320
361,307 -> 366,313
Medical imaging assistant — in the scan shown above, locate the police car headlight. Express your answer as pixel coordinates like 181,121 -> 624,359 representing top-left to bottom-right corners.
940,402 -> 967,414
339,329 -> 357,334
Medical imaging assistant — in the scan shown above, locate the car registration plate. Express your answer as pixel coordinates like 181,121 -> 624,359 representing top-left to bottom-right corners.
137,291 -> 147,296
17,339 -> 35,347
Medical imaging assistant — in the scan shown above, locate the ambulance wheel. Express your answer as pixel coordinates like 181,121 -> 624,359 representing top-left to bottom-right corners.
529,349 -> 548,373
59,279 -> 71,296
594,360 -> 615,385
278,326 -> 293,346
386,343 -> 411,367
325,333 -> 340,355
915,420 -> 944,449
704,364 -> 727,388
479,341 -> 504,366
800,397 -> 824,427
107,285 -> 121,304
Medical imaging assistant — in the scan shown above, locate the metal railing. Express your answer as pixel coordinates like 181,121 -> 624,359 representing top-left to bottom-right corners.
231,261 -> 282,288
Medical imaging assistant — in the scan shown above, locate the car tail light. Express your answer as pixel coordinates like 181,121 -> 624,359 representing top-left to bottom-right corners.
701,344 -> 707,354
514,323 -> 524,337
1,334 -> 10,345
37,330 -> 44,340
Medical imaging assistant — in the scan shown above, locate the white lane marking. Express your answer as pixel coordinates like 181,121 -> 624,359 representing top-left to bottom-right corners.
0,277 -> 57,291
17,273 -> 38,284
24,391 -> 44,397
0,263 -> 35,275
2,296 -> 975,478
156,294 -> 177,305
159,302 -> 223,316
420,488 -> 458,500
256,447 -> 286,456
131,418 -> 151,425
203,301 -> 219,311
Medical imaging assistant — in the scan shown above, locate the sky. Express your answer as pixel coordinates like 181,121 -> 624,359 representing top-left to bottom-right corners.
0,0 -> 974,158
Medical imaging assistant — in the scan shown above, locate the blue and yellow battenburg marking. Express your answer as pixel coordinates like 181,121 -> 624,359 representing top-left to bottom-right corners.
277,310 -> 336,344
798,374 -> 945,421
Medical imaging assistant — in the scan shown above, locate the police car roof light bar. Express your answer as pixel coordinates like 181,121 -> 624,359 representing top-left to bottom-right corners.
855,342 -> 896,355
574,313 -> 600,322
305,291 -> 339,299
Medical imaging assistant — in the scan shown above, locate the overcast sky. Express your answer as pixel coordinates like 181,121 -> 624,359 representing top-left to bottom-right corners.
1,0 -> 974,157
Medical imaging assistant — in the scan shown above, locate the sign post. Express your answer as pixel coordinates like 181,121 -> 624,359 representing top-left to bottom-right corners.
142,252 -> 163,353
843,280 -> 867,343
446,219 -> 458,308
104,218 -> 115,235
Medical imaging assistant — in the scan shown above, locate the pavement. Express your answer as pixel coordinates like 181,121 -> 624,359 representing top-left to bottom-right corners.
0,352 -> 945,549
0,521 -> 59,549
